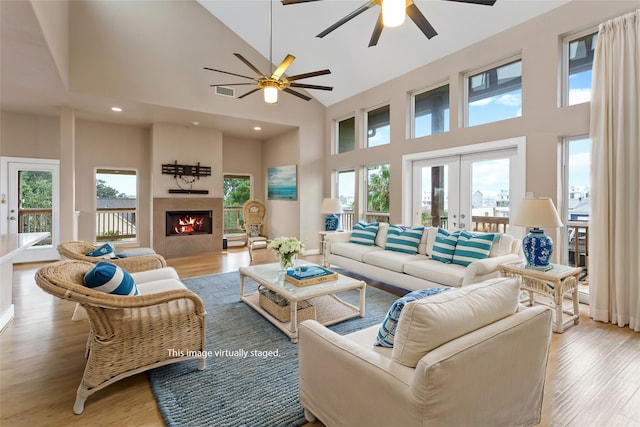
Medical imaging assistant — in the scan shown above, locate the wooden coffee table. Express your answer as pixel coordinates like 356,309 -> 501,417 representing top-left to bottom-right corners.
239,261 -> 366,342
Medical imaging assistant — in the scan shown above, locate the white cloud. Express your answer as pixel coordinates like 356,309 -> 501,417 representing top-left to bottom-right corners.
469,96 -> 494,107
569,88 -> 591,105
496,93 -> 521,107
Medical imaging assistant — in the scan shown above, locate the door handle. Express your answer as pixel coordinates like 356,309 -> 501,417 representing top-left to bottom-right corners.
9,216 -> 16,220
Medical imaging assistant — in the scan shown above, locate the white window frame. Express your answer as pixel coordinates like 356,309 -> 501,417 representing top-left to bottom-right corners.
411,81 -> 450,139
560,28 -> 598,107
463,54 -> 522,128
335,114 -> 356,155
364,103 -> 391,148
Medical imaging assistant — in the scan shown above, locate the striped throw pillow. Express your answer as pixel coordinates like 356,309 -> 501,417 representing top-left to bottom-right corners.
385,225 -> 424,254
431,228 -> 461,264
452,232 -> 495,266
375,287 -> 452,347
349,222 -> 379,246
84,261 -> 139,296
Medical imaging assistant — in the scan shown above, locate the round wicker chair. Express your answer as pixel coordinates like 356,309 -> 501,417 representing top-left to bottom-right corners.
57,241 -> 166,273
242,200 -> 268,261
34,260 -> 206,414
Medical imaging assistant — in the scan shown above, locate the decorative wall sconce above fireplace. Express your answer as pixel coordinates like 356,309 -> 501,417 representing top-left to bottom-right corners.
162,161 -> 211,194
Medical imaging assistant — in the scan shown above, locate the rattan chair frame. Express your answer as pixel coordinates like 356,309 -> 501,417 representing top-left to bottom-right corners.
57,241 -> 166,273
34,260 -> 206,414
242,200 -> 268,261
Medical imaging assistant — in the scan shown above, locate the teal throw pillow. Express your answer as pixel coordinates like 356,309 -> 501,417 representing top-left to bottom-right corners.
84,261 -> 139,296
452,232 -> 496,266
86,243 -> 116,259
349,222 -> 379,246
385,225 -> 424,254
431,228 -> 461,264
375,287 -> 452,347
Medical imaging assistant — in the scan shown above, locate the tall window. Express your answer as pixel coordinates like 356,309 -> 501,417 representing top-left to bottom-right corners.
413,84 -> 450,138
337,116 -> 355,153
564,31 -> 598,106
223,174 -> 251,233
337,170 -> 355,230
467,59 -> 522,127
366,164 -> 390,222
367,105 -> 390,147
95,169 -> 137,242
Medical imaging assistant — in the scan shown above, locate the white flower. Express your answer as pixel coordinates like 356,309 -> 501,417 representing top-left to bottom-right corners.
267,236 -> 304,256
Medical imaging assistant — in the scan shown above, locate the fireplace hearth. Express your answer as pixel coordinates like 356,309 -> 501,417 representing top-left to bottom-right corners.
166,210 -> 212,236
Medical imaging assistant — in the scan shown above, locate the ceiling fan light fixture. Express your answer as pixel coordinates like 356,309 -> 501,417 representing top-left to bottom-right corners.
263,84 -> 279,104
382,0 -> 406,28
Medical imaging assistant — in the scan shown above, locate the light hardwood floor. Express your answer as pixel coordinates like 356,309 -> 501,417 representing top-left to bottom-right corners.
1,248 -> 639,426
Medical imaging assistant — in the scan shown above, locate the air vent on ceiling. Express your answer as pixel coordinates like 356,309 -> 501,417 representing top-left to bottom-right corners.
215,86 -> 235,98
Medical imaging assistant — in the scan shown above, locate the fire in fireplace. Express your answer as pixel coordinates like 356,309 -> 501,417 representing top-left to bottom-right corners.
166,210 -> 212,236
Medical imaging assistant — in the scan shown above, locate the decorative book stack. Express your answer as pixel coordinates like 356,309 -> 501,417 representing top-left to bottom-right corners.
285,266 -> 338,287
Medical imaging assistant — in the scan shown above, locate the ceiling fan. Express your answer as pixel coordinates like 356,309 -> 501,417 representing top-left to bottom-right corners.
204,53 -> 332,103
205,0 -> 332,103
282,0 -> 498,47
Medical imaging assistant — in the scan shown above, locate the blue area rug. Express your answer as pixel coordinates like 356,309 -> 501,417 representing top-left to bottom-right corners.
148,270 -> 398,427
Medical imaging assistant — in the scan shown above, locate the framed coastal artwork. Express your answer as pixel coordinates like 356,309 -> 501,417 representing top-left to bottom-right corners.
267,165 -> 297,200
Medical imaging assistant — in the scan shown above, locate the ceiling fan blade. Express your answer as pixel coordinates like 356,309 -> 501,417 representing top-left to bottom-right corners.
237,88 -> 262,99
289,83 -> 333,91
316,0 -> 377,38
209,83 -> 256,87
283,87 -> 312,101
203,67 -> 256,81
368,11 -> 384,47
443,0 -> 497,5
234,53 -> 267,78
286,69 -> 331,82
271,54 -> 296,80
407,3 -> 438,39
281,0 -> 322,4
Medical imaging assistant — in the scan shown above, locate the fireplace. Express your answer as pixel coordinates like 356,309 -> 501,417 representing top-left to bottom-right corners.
166,210 -> 212,236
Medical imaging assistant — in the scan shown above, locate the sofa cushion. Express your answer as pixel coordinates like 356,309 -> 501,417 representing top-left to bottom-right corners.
417,227 -> 437,256
116,247 -> 157,258
363,250 -> 426,273
391,277 -> 521,367
384,225 -> 424,254
331,242 -> 382,262
84,261 -> 139,296
431,228 -> 460,263
375,287 -> 452,347
489,233 -> 514,257
86,243 -> 117,259
403,259 -> 467,287
452,232 -> 495,266
349,222 -> 379,246
375,222 -> 390,248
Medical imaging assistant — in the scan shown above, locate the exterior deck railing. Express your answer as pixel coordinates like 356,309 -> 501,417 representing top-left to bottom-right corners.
472,216 -> 509,233
96,207 -> 136,242
18,208 -> 53,245
567,220 -> 589,284
223,206 -> 244,234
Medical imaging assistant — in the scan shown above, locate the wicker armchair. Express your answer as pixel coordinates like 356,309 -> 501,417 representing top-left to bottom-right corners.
58,241 -> 166,272
34,260 -> 206,414
243,200 -> 268,261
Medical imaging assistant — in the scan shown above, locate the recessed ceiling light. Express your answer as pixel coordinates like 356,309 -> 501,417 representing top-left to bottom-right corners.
192,121 -> 200,126
253,126 -> 262,131
111,106 -> 122,112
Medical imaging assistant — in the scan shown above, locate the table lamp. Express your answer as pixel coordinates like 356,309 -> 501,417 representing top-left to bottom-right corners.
512,197 -> 563,271
320,198 -> 343,231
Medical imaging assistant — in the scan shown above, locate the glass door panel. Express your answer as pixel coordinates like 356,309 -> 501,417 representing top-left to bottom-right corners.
412,157 -> 458,228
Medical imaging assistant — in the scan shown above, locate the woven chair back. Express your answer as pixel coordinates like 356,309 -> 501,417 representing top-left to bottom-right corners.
243,200 -> 265,226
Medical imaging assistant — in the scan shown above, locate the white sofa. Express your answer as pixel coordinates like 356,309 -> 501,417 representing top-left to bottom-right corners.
325,223 -> 523,291
299,277 -> 553,427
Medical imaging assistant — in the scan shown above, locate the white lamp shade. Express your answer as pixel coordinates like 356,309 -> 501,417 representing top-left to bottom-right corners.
513,197 -> 563,228
382,0 -> 406,27
320,198 -> 343,214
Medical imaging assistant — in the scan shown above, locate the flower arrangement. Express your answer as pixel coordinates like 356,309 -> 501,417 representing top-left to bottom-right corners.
267,236 -> 304,270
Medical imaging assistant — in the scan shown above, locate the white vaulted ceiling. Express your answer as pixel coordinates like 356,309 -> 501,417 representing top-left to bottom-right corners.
1,0 -> 571,138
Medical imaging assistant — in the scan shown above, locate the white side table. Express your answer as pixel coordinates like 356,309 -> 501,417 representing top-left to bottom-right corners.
318,231 -> 341,267
499,261 -> 582,333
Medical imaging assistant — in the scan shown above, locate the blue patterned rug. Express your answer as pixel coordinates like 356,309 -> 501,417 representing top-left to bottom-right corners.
148,270 -> 398,427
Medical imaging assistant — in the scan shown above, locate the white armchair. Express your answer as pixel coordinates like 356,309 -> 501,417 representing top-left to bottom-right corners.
299,278 -> 553,427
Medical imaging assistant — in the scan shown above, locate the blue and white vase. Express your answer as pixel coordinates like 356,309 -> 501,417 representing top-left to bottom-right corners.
324,214 -> 339,231
522,228 -> 553,270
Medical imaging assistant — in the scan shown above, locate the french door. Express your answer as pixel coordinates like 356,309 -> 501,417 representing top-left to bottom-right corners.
412,149 -> 516,231
2,157 -> 60,262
